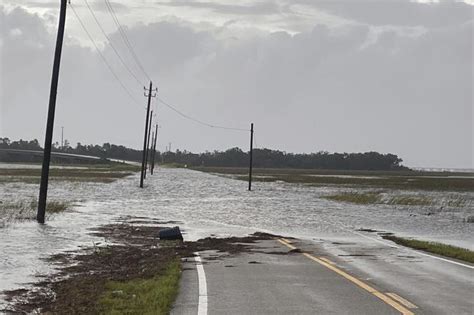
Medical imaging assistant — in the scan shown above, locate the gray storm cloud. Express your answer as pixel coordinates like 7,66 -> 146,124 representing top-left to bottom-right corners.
0,0 -> 472,168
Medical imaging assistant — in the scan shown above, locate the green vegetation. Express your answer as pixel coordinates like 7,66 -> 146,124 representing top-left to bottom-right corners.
99,259 -> 181,315
386,195 -> 432,206
163,148 -> 407,170
28,200 -> 69,213
0,163 -> 140,184
383,236 -> 474,264
2,138 -> 408,171
324,192 -> 434,206
1,138 -> 144,163
160,162 -> 187,168
0,200 -> 69,213
0,200 -> 70,221
194,167 -> 474,192
324,192 -> 380,204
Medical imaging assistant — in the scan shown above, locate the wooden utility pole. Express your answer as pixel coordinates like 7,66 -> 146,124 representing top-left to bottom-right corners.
37,0 -> 67,223
151,124 -> 158,175
140,82 -> 155,188
248,123 -> 254,191
61,126 -> 64,150
149,130 -> 154,173
144,110 -> 153,179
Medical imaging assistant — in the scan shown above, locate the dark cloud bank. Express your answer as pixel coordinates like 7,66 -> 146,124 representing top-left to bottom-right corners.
0,1 -> 472,168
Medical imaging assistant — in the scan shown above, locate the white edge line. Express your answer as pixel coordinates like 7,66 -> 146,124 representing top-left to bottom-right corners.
330,220 -> 474,270
412,248 -> 474,269
353,229 -> 474,269
194,252 -> 208,315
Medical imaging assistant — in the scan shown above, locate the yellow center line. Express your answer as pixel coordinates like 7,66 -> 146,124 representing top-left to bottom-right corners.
277,238 -> 415,315
277,238 -> 297,250
319,257 -> 336,265
281,238 -> 293,244
387,293 -> 418,309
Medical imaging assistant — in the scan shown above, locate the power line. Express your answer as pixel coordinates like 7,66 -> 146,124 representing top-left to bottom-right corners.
103,0 -> 152,82
157,96 -> 249,132
70,3 -> 142,107
82,0 -> 144,86
72,2 -> 247,133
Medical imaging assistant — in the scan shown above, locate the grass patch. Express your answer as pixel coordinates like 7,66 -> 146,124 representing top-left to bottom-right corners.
446,199 -> 467,207
386,196 -> 432,206
383,236 -> 474,264
99,259 -> 181,315
0,200 -> 70,222
325,192 -> 380,204
29,200 -> 69,213
323,192 -> 436,206
160,162 -> 187,168
0,200 -> 69,214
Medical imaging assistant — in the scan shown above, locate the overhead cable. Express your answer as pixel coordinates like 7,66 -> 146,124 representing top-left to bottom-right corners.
103,0 -> 152,82
82,0 -> 144,86
70,3 -> 142,107
157,97 -> 250,132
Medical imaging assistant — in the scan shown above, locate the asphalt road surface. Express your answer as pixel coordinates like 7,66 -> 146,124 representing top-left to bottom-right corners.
172,238 -> 474,315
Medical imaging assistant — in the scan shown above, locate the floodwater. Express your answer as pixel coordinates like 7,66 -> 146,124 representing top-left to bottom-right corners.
0,166 -> 473,305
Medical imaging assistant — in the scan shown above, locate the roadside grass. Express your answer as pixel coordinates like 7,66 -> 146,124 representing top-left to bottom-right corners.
383,236 -> 474,264
99,259 -> 181,315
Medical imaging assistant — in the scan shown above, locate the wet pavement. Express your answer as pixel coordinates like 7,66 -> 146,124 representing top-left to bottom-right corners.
174,239 -> 473,315
0,166 -> 473,308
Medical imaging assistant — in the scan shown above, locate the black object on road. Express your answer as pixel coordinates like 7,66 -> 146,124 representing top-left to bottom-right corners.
159,226 -> 183,241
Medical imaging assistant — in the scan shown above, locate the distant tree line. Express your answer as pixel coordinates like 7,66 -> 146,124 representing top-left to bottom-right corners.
0,138 -> 42,151
162,148 -> 407,170
1,137 -> 407,170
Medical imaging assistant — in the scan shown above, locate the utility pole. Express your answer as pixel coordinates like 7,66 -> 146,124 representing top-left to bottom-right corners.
144,110 -> 153,179
140,82 -> 156,188
61,126 -> 64,150
149,130 -> 155,173
37,0 -> 67,224
248,123 -> 254,191
151,124 -> 158,174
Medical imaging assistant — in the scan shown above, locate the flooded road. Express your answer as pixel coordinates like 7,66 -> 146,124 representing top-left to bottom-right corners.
1,166 -> 473,305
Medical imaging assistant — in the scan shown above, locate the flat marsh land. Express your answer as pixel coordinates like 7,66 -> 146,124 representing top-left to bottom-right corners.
193,167 -> 474,192
0,162 -> 140,183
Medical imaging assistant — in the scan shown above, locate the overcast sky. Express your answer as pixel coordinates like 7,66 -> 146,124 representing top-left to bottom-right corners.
1,0 -> 472,168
